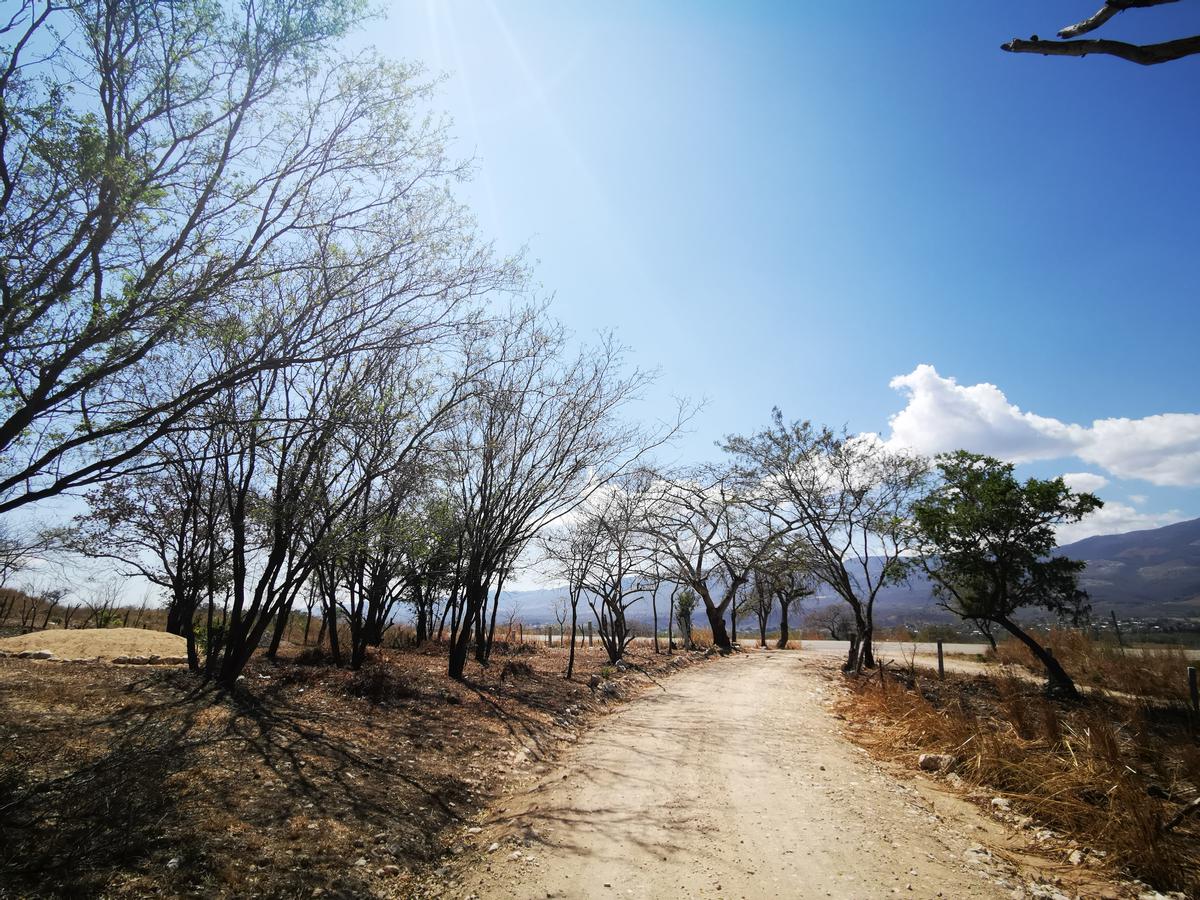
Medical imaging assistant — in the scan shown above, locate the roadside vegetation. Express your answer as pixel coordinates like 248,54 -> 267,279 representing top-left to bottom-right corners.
838,654 -> 1200,897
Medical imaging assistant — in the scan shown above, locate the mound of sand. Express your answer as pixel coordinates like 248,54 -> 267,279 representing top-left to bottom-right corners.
0,627 -> 187,662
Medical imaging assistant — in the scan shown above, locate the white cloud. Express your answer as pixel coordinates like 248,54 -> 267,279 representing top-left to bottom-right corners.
1055,501 -> 1181,545
1061,472 -> 1109,493
1128,494 -> 1147,506
885,365 -> 1200,487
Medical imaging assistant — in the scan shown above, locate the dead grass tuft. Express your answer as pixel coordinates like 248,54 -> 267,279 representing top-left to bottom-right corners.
840,667 -> 1200,895
991,627 -> 1195,703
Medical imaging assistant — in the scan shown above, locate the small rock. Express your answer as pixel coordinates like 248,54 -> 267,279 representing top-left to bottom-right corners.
466,826 -> 482,834
991,797 -> 1012,812
381,864 -> 400,876
1067,849 -> 1084,866
18,649 -> 54,660
487,843 -> 500,853
508,851 -> 523,861
918,753 -> 957,773
166,857 -> 181,870
354,857 -> 367,867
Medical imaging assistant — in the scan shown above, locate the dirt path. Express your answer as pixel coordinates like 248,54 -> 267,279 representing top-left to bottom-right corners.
456,652 -> 1061,900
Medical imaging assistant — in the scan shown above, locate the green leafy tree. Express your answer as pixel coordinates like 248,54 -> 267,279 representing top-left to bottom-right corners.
913,451 -> 1102,699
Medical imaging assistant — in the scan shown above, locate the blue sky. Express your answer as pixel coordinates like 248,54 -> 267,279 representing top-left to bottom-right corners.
366,1 -> 1200,543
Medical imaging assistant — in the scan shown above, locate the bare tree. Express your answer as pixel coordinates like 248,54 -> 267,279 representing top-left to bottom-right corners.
442,310 -> 679,680
805,604 -> 855,641
770,568 -> 814,649
539,516 -> 603,678
744,576 -> 774,648
647,467 -> 793,653
724,412 -> 929,672
0,0 -> 522,514
578,472 -> 659,665
81,582 -> 122,629
553,595 -> 568,647
1002,1 -> 1200,65
65,427 -> 229,668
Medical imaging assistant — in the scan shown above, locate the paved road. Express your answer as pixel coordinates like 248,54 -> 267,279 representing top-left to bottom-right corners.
462,653 -> 1038,900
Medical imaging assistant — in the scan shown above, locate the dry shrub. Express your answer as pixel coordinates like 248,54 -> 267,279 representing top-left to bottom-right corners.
842,670 -> 1200,895
492,639 -> 539,656
344,661 -> 421,705
689,626 -> 713,649
500,660 -> 535,681
293,645 -> 328,666
992,627 -> 1194,702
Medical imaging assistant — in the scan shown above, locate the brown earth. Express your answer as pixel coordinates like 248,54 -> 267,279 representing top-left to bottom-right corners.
438,652 -> 1136,900
0,640 -> 695,898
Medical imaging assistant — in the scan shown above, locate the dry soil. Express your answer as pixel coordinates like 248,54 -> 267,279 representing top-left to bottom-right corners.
454,652 -> 1104,900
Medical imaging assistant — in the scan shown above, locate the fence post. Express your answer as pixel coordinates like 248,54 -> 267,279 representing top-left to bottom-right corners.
1189,666 -> 1198,715
588,621 -> 593,647
937,640 -> 945,681
1110,610 -> 1125,653
519,622 -> 523,643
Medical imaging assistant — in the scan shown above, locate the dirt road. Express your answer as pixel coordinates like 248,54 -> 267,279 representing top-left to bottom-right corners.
459,652 -> 1052,900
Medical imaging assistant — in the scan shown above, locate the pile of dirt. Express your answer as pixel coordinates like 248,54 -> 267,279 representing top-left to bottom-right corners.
0,627 -> 187,662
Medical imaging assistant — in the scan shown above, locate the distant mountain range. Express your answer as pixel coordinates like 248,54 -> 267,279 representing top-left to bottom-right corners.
496,517 -> 1200,627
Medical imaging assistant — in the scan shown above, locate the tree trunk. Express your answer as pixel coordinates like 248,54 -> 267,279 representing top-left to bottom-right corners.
414,582 -> 427,644
997,615 -> 1079,699
450,581 -> 486,680
651,588 -> 660,654
566,597 -> 578,679
327,600 -> 343,666
776,600 -> 790,649
165,599 -> 184,636
481,572 -> 505,664
266,598 -> 292,660
758,616 -> 767,648
183,613 -> 200,673
729,607 -> 737,644
666,592 -> 674,655
705,604 -> 732,652
859,622 -> 875,669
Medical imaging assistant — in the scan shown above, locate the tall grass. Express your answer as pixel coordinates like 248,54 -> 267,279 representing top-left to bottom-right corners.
992,627 -> 1194,702
842,669 -> 1200,895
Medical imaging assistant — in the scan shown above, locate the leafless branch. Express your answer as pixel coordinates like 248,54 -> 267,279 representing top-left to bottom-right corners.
1002,34 -> 1200,65
1057,0 -> 1180,39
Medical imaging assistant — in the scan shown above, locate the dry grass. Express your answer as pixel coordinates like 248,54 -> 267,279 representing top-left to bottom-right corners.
0,639 -> 707,898
991,627 -> 1195,703
688,626 -> 713,649
838,667 -> 1200,895
0,627 -> 187,660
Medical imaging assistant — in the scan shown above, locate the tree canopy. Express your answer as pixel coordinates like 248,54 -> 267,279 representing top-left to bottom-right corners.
913,451 -> 1103,697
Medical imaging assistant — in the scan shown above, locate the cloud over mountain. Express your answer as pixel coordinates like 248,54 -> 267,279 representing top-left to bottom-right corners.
885,365 -> 1200,487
